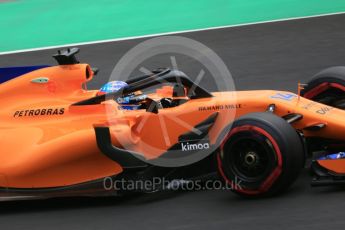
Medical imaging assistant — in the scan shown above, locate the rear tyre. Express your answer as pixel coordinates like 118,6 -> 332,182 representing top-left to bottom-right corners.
217,112 -> 304,198
301,66 -> 345,109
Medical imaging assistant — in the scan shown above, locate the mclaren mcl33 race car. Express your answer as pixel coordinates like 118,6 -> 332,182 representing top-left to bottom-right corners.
1,48 -> 345,201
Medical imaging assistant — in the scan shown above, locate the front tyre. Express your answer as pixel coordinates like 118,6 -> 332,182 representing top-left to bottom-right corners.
217,112 -> 304,198
301,66 -> 345,109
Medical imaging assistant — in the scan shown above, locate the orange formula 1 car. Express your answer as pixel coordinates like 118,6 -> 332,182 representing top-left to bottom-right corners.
1,48 -> 345,201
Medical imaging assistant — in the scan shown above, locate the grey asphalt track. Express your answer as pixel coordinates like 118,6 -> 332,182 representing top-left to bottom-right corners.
1,14 -> 345,230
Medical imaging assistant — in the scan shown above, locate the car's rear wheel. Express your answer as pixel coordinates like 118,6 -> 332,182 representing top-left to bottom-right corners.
301,66 -> 345,109
217,112 -> 305,198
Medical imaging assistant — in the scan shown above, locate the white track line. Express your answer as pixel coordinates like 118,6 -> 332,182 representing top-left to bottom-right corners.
1,11 -> 345,56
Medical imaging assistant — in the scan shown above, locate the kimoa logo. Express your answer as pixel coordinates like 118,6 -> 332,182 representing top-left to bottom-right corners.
181,142 -> 210,151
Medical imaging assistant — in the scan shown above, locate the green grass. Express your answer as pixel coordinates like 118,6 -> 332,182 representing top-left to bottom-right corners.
1,0 -> 345,52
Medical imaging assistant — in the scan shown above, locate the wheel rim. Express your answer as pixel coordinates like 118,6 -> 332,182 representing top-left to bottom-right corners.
224,130 -> 277,183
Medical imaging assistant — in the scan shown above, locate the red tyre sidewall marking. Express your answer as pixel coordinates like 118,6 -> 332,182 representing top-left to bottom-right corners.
303,82 -> 329,99
218,125 -> 283,195
304,82 -> 345,99
330,83 -> 345,91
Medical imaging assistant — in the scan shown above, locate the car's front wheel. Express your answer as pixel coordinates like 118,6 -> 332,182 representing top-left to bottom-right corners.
301,66 -> 345,109
217,112 -> 305,198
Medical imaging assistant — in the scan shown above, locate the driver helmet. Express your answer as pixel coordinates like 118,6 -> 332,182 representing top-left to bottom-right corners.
97,81 -> 128,96
97,81 -> 146,110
